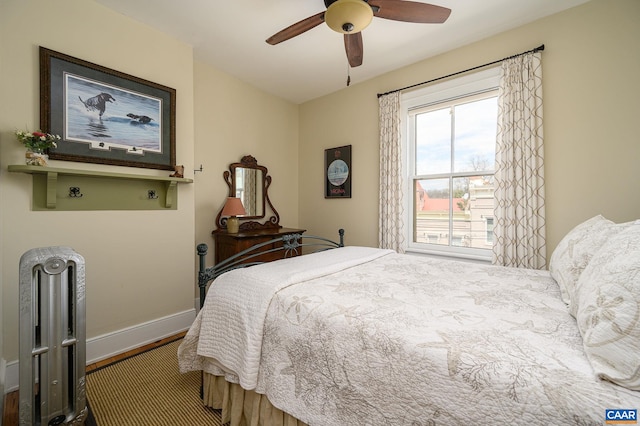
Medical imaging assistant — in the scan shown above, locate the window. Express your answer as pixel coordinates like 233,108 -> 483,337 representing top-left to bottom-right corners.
402,68 -> 499,261
485,216 -> 494,244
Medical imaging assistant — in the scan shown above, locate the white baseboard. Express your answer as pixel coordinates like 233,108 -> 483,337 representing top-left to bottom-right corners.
85,309 -> 196,364
4,308 -> 196,393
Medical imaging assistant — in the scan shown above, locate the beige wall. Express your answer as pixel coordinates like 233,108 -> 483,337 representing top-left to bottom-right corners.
0,0 -> 196,363
0,0 -> 195,361
193,61 -> 300,268
298,0 -> 640,255
0,0 -> 300,371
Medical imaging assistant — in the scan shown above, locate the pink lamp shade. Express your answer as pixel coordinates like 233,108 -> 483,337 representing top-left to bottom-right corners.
221,197 -> 246,233
221,197 -> 246,217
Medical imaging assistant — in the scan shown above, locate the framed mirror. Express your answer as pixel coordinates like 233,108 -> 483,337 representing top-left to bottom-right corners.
233,166 -> 264,218
215,155 -> 281,231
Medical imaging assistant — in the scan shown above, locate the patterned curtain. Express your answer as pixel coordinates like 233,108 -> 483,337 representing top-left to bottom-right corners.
245,169 -> 257,216
493,51 -> 546,269
378,92 -> 405,252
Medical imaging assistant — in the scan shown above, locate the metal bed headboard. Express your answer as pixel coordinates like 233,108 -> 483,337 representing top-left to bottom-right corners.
196,229 -> 344,309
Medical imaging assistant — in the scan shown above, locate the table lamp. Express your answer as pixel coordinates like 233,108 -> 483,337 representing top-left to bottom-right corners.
221,197 -> 246,233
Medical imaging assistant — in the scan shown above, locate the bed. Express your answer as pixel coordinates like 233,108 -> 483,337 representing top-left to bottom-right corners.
178,217 -> 640,425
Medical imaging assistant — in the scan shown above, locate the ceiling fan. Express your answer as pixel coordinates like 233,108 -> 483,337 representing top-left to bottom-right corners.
266,0 -> 451,67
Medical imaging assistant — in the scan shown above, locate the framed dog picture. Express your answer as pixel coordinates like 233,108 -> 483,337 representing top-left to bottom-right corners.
40,47 -> 176,170
325,145 -> 352,198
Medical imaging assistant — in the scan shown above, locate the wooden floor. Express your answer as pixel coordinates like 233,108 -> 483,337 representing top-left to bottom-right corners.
2,331 -> 186,426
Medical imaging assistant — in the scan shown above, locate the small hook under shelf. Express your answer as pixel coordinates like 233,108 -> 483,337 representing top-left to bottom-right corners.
69,187 -> 83,198
148,190 -> 159,200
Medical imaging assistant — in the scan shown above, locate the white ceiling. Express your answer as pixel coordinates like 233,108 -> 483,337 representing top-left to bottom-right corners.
93,0 -> 589,104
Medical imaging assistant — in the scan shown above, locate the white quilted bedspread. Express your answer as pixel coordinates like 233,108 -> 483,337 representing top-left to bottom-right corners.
179,248 -> 640,425
178,246 -> 393,388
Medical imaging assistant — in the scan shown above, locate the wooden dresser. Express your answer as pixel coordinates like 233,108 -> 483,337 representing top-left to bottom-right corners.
212,227 -> 306,264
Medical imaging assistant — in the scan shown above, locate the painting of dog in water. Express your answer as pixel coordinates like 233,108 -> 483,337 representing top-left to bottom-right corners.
66,74 -> 162,153
78,93 -> 115,117
40,47 -> 176,170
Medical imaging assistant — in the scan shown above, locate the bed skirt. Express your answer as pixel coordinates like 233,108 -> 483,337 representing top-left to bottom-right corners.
203,373 -> 307,426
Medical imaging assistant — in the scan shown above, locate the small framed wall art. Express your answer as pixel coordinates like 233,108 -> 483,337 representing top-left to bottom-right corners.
40,47 -> 176,170
325,145 -> 351,198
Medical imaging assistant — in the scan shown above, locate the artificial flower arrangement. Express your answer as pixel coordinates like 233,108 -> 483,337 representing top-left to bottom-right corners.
15,129 -> 61,152
16,129 -> 61,166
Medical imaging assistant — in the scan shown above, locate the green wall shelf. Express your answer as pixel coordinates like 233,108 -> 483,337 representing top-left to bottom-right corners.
8,165 -> 193,211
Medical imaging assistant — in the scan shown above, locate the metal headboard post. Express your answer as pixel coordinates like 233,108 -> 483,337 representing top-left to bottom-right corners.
196,243 -> 209,309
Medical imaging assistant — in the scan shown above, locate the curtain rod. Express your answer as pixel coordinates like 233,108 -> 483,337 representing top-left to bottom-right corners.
377,44 -> 544,98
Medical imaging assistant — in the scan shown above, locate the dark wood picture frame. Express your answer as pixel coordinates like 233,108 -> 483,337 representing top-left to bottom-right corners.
325,145 -> 352,198
40,47 -> 176,170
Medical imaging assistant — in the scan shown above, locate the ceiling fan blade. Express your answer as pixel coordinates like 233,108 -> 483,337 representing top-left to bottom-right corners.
369,0 -> 451,23
344,32 -> 364,67
266,12 -> 325,45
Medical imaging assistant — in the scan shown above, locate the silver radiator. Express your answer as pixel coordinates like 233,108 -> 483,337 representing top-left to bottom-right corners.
19,247 -> 87,426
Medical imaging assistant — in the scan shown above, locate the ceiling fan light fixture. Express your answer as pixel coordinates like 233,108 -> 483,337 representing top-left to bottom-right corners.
325,0 -> 373,34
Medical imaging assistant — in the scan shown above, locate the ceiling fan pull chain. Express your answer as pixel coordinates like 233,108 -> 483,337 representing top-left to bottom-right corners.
346,63 -> 351,87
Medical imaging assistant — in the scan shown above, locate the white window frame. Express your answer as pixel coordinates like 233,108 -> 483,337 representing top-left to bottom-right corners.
401,67 -> 500,262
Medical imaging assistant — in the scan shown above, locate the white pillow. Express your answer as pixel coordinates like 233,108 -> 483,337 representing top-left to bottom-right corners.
574,222 -> 640,390
549,215 -> 627,310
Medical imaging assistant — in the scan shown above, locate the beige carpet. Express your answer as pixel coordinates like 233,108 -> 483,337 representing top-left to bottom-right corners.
86,339 -> 223,426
